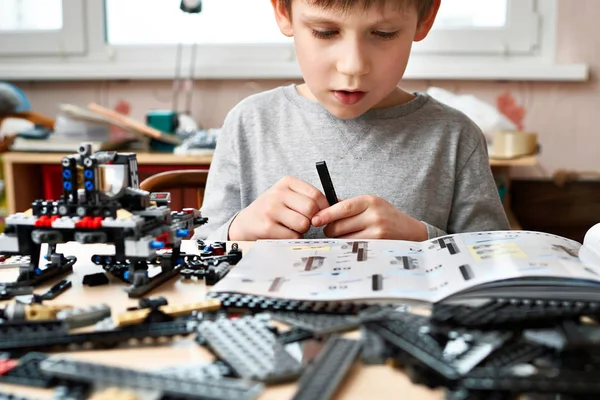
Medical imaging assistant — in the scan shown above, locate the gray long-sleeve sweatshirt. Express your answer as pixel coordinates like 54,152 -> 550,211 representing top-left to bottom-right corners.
195,84 -> 509,241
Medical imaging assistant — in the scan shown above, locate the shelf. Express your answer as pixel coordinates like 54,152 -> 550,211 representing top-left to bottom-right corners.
1,151 -> 213,166
489,155 -> 538,167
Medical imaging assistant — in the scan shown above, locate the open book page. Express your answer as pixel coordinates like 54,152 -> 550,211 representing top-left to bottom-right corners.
210,230 -> 599,303
580,223 -> 600,268
210,239 -> 439,302
427,230 -> 599,302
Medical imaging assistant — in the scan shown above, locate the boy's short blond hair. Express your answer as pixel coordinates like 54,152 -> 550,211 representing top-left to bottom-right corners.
277,0 -> 436,23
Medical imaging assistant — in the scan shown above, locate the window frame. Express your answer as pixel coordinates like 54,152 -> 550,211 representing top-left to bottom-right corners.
0,0 -> 589,82
414,0 -> 539,55
0,0 -> 86,56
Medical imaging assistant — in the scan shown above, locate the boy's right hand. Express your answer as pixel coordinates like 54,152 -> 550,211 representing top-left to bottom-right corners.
228,176 -> 330,240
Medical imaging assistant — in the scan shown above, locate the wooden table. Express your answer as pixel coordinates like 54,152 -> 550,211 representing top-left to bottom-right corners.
0,241 -> 443,400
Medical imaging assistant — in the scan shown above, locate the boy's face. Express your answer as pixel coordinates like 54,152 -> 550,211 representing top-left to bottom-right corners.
272,0 -> 438,119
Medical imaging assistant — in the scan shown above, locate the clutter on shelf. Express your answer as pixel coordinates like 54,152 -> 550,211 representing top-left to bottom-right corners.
427,87 -> 539,160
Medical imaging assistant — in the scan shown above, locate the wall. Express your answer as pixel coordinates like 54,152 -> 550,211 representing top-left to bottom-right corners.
11,0 -> 600,178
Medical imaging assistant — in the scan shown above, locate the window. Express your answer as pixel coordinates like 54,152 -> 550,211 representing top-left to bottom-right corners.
435,0 -> 508,28
106,0 -> 290,45
105,0 -> 532,55
0,0 -> 63,31
0,0 -> 588,81
0,0 -> 85,55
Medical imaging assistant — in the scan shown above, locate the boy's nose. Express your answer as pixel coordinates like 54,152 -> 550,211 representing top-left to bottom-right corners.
336,42 -> 370,77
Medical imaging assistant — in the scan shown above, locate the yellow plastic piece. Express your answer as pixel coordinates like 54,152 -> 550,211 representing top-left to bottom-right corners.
25,304 -> 72,320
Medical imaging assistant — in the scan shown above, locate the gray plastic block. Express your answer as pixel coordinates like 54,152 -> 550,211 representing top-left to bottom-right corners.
198,316 -> 303,383
292,336 -> 361,400
39,356 -> 264,400
269,312 -> 361,335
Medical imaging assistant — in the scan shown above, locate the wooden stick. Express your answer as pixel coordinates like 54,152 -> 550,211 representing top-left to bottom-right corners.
87,103 -> 181,145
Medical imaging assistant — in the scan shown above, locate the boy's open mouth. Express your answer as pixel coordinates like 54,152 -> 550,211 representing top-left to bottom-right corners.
333,90 -> 367,105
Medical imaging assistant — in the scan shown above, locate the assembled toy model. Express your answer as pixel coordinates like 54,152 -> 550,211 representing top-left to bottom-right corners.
0,143 -> 207,297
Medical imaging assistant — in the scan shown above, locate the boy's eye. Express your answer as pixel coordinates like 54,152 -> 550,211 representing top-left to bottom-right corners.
311,29 -> 400,40
311,29 -> 338,39
373,31 -> 400,40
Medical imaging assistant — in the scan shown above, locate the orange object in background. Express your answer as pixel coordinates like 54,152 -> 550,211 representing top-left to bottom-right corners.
108,100 -> 135,142
497,91 -> 526,131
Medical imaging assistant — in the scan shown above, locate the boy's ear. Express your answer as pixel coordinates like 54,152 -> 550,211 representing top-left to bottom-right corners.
414,0 -> 441,42
271,0 -> 294,37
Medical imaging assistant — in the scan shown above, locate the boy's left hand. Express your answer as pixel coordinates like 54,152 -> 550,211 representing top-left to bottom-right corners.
311,195 -> 428,241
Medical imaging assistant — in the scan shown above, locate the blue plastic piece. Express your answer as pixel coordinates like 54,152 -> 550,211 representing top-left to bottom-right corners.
34,268 -> 42,275
124,271 -> 130,280
176,229 -> 189,238
84,182 -> 94,190
150,241 -> 165,250
84,170 -> 94,179
63,182 -> 72,190
63,170 -> 72,179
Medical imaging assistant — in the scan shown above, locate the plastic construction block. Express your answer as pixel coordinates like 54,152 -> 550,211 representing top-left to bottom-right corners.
431,298 -> 600,329
40,279 -> 71,300
53,383 -> 92,400
14,256 -> 76,288
441,330 -> 512,375
268,312 -> 361,335
39,356 -> 265,400
291,336 -> 361,400
115,299 -> 221,327
157,360 -> 233,381
125,264 -> 182,299
0,285 -> 34,301
0,320 -> 195,352
56,304 -> 111,329
198,316 -> 303,384
0,391 -> 42,400
462,366 -> 600,394
277,327 -> 315,345
477,339 -> 551,369
360,326 -> 390,365
0,352 -> 55,388
82,272 -> 109,287
206,292 -> 375,315
0,320 -> 69,338
205,262 -> 231,286
446,389 -> 513,400
364,315 -> 461,382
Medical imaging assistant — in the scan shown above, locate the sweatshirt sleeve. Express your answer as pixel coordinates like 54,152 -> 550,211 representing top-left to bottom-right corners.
194,111 -> 242,241
445,130 -> 510,236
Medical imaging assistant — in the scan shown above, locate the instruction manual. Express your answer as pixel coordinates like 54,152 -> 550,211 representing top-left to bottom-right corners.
210,224 -> 600,303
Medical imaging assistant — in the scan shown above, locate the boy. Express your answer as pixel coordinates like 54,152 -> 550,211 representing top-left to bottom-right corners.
195,0 -> 509,241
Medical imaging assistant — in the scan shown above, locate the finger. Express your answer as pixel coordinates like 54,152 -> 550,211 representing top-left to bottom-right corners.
277,207 -> 312,234
258,224 -> 304,239
335,231 -> 371,239
323,212 -> 368,238
283,190 -> 321,220
260,223 -> 303,240
282,176 -> 330,211
312,197 -> 368,227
